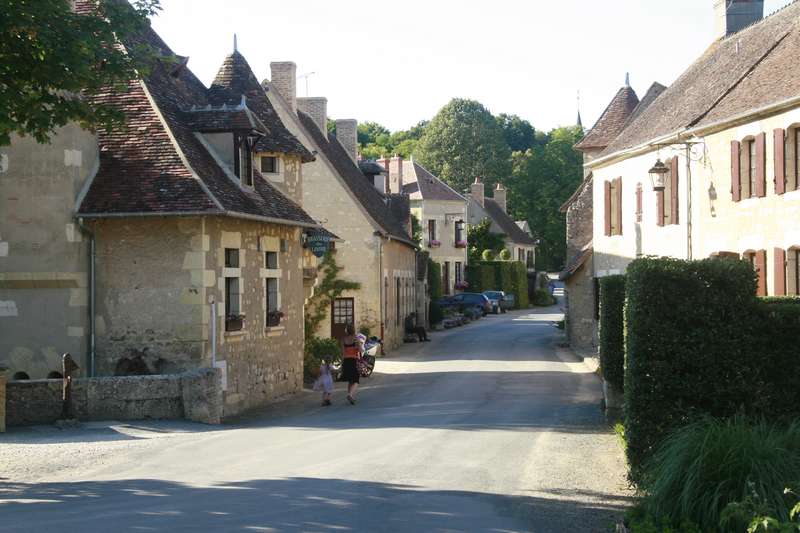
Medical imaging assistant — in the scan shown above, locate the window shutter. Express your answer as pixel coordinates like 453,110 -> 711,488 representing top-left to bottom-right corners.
774,128 -> 786,195
774,248 -> 787,296
670,156 -> 680,224
615,177 -> 623,235
731,140 -> 741,202
755,249 -> 767,296
656,190 -> 665,226
604,181 -> 612,236
755,132 -> 766,197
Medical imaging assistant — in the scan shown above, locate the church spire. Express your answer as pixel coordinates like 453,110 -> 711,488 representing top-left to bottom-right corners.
625,72 -> 630,87
576,90 -> 583,128
233,34 -> 238,53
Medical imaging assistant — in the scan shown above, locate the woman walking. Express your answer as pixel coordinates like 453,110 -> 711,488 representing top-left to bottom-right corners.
340,323 -> 363,405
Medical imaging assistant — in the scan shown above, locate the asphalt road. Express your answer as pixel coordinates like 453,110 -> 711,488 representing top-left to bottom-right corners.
0,303 -> 631,532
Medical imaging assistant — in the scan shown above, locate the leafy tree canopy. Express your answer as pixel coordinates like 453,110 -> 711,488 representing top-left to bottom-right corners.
467,219 -> 506,264
415,99 -> 511,194
496,113 -> 537,153
1,0 -> 162,145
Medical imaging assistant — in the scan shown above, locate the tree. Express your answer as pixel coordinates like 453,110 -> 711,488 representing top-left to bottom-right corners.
496,113 -> 536,153
1,0 -> 162,145
508,125 -> 584,271
415,99 -> 511,194
467,219 -> 505,264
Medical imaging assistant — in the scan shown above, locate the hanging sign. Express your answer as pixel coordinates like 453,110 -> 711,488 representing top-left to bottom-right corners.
307,233 -> 331,258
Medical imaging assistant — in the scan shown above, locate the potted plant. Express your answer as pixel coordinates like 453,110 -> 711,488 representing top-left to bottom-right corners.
267,310 -> 284,327
455,240 -> 468,248
428,239 -> 441,248
226,313 -> 246,332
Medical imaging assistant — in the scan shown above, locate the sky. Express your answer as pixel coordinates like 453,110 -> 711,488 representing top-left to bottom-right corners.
150,0 -> 793,134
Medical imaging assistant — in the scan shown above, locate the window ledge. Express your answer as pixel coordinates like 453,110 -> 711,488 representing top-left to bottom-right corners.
265,326 -> 285,337
224,330 -> 246,337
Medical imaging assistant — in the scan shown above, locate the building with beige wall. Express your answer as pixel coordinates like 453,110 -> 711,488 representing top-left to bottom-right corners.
0,22 -> 325,417
571,0 -> 800,342
263,64 -> 418,349
399,159 -> 468,295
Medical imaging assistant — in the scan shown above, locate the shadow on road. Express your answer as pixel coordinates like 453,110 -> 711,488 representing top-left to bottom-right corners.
0,477 -> 631,532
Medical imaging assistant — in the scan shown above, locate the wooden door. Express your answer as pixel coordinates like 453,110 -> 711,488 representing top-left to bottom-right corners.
331,298 -> 354,341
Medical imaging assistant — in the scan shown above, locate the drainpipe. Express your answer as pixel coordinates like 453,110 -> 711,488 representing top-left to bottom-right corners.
76,218 -> 96,377
686,145 -> 693,260
375,231 -> 385,350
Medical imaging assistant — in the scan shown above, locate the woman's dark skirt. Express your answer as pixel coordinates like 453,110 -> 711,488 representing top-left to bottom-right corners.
341,357 -> 360,384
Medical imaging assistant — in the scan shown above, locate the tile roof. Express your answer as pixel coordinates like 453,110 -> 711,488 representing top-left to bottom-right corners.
601,2 -> 800,156
402,161 -> 466,202
574,86 -> 639,151
624,83 -> 667,129
297,112 -> 416,247
483,199 -> 537,246
208,52 -> 314,161
77,17 -> 317,227
559,245 -> 592,281
560,173 -> 593,213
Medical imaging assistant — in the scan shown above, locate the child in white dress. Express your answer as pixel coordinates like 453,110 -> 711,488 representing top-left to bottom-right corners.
313,358 -> 334,406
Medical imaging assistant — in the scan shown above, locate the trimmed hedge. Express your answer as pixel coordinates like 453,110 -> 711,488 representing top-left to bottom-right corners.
428,259 -> 442,300
513,263 -> 529,308
599,275 -> 626,393
465,261 -> 529,308
623,257 -> 800,483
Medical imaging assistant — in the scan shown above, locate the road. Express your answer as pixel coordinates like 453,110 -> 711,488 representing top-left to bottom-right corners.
0,303 -> 631,532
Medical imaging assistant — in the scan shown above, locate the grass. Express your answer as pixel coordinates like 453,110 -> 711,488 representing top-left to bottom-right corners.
639,417 -> 800,532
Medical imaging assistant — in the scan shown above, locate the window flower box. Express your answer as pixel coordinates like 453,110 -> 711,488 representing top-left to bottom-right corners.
454,281 -> 469,290
267,310 -> 284,327
428,240 -> 441,248
455,240 -> 468,248
226,314 -> 246,332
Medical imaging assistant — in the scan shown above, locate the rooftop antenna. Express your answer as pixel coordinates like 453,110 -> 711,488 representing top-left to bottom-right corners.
297,71 -> 316,97
233,34 -> 238,53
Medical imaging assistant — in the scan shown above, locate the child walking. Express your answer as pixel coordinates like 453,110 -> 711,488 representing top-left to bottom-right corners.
313,358 -> 334,406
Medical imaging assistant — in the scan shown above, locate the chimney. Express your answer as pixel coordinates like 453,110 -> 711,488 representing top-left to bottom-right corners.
494,183 -> 507,213
335,119 -> 358,163
297,97 -> 327,138
470,177 -> 485,208
714,0 -> 763,39
389,155 -> 404,194
269,62 -> 296,113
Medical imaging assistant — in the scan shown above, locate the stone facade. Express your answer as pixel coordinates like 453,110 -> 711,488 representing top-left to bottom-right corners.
411,199 -> 468,295
89,216 -> 306,417
5,368 -> 222,426
563,177 -> 596,353
0,125 -> 98,379
255,153 -> 303,206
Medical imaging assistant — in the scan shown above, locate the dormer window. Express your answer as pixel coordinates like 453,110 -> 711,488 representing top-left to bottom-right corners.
233,132 -> 255,187
261,156 -> 279,174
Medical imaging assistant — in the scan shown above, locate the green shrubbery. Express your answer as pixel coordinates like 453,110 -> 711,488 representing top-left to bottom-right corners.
531,289 -> 554,306
304,336 -> 341,381
428,258 -> 442,301
429,301 -> 444,325
624,257 -> 800,483
465,261 -> 529,308
632,417 -> 800,532
598,275 -> 626,393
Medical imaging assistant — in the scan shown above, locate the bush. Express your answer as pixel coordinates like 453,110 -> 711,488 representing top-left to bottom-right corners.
429,301 -> 444,325
481,249 -> 495,261
479,263 -> 495,292
304,336 -> 341,381
599,275 -> 626,393
428,258 -> 442,300
532,289 -> 554,306
512,262 -> 530,308
639,417 -> 800,532
498,249 -> 511,260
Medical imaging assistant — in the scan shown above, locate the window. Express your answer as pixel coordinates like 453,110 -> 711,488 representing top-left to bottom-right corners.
225,248 -> 239,268
427,219 -> 436,243
455,262 -> 463,285
261,156 -> 278,174
454,220 -> 465,244
657,158 -> 679,226
225,277 -> 242,330
735,135 -> 765,200
785,127 -> 800,193
526,250 -> 534,268
265,251 -> 278,269
265,278 -> 279,326
234,133 -> 254,187
604,178 -> 622,236
748,139 -> 757,198
518,248 -> 524,262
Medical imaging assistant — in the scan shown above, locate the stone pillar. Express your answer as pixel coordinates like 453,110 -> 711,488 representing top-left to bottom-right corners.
335,119 -> 358,163
389,155 -> 404,194
270,61 -> 297,113
297,97 -> 328,138
494,183 -> 507,213
0,368 -> 6,433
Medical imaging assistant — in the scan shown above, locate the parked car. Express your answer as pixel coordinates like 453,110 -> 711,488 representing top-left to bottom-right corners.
483,291 -> 508,314
437,293 -> 491,316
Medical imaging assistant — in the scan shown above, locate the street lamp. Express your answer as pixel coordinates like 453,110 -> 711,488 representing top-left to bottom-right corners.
648,159 -> 669,191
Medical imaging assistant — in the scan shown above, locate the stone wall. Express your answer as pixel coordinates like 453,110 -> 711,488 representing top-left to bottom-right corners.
566,177 -> 593,259
411,199 -> 468,295
0,124 -> 98,378
565,176 -> 597,353
5,367 -> 222,426
382,239 -> 418,349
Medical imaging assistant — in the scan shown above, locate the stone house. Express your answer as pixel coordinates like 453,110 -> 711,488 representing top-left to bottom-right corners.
466,178 -> 537,269
263,64 -> 419,349
397,158 -> 469,296
0,22 -> 326,417
572,0 -> 800,341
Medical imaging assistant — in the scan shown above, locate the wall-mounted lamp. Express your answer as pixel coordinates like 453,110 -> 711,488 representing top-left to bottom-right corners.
648,159 -> 669,191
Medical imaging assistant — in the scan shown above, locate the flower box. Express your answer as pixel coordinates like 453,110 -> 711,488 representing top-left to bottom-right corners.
455,240 -> 468,248
225,314 -> 246,332
267,310 -> 284,327
428,240 -> 441,248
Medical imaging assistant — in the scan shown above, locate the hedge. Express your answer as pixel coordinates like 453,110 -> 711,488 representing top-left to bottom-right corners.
512,262 -> 529,308
465,261 -> 529,308
599,275 -> 626,393
428,258 -> 442,300
623,256 -> 800,483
